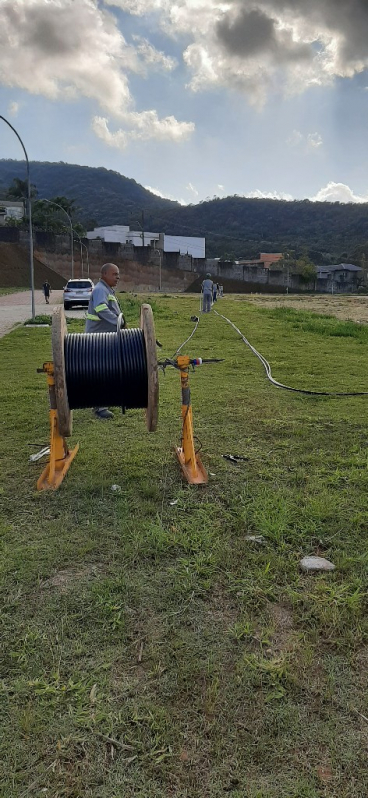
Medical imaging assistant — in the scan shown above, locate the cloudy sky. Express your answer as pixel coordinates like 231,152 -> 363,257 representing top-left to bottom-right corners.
1,0 -> 368,205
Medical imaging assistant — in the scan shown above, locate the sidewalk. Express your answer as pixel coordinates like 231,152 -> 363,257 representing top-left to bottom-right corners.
0,290 -> 84,338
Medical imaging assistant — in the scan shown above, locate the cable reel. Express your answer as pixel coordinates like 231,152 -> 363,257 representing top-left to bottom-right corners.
52,304 -> 159,438
37,304 -> 159,490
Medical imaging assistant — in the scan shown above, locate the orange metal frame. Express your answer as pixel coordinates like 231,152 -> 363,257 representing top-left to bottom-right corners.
37,363 -> 79,491
175,355 -> 208,485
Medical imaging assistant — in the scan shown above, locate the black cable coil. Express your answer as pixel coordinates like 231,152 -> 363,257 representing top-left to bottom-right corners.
64,329 -> 148,411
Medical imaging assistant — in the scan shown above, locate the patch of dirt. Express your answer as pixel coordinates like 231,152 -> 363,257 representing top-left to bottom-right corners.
40,564 -> 104,593
206,585 -> 239,628
241,294 -> 368,324
268,603 -> 295,654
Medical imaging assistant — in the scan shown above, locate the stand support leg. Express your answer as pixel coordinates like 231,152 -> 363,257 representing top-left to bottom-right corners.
37,365 -> 79,491
175,357 -> 208,485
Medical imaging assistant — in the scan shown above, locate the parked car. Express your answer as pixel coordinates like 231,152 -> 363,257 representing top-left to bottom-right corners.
63,278 -> 94,309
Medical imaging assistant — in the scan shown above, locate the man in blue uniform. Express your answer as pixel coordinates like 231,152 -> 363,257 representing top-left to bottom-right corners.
86,262 -> 125,419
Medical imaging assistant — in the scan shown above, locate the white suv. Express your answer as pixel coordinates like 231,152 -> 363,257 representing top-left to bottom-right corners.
63,278 -> 94,309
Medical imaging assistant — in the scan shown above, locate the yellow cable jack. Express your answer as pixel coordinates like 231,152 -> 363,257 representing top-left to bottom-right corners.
37,362 -> 79,491
175,355 -> 208,485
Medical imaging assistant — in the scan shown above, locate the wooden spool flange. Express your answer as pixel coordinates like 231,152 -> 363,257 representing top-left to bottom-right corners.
52,306 -> 73,438
52,304 -> 159,437
140,303 -> 159,432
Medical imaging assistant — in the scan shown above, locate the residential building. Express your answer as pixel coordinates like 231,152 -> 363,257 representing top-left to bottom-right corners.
237,252 -> 283,269
316,263 -> 363,293
86,225 -> 205,258
0,199 -> 24,226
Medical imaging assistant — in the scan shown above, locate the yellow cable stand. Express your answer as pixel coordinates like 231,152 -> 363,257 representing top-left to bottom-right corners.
37,362 -> 79,491
175,355 -> 208,485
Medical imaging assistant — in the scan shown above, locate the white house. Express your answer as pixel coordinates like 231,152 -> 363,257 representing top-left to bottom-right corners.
0,199 -> 24,226
86,225 -> 205,258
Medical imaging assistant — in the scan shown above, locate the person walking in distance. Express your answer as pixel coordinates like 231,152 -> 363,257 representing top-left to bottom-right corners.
201,273 -> 214,313
85,263 -> 125,420
42,281 -> 51,304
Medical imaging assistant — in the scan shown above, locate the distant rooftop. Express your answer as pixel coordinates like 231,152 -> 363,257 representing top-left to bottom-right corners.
317,263 -> 362,273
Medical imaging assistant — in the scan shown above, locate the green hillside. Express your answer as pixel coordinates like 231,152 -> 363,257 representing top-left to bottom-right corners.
0,159 -> 177,229
1,160 -> 368,262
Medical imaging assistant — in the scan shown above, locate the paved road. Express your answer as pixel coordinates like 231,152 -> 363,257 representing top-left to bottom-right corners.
0,290 -> 85,338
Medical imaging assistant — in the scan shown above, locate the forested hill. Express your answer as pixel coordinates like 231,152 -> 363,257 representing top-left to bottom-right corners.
0,159 -> 177,223
1,159 -> 368,262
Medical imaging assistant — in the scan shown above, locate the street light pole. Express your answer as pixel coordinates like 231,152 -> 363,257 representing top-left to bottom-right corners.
43,199 -> 74,278
72,228 -> 83,276
72,229 -> 89,278
84,243 -> 90,278
0,115 -> 35,319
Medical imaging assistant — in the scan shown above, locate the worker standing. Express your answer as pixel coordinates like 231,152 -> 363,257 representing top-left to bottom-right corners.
201,273 -> 214,313
85,262 -> 125,420
42,281 -> 51,304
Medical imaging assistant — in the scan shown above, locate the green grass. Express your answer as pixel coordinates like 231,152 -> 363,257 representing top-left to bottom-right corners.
265,306 -> 368,340
0,295 -> 368,797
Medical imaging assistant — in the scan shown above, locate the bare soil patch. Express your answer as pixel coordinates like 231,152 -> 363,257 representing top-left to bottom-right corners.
239,294 -> 368,323
40,564 -> 104,593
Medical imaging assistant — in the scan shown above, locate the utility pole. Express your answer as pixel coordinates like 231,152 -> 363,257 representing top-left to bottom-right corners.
130,210 -> 147,249
361,252 -> 366,285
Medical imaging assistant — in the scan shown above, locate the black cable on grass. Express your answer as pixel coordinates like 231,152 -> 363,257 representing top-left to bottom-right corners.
65,329 -> 148,411
214,310 -> 368,397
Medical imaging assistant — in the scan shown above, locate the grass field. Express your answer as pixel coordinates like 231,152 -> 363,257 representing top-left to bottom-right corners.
243,293 -> 368,324
0,294 -> 368,798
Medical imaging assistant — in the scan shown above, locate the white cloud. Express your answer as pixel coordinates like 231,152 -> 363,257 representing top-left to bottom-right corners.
243,182 -> 368,203
92,113 -> 194,148
0,0 -> 131,113
145,185 -> 187,204
307,132 -> 323,149
287,129 -> 304,147
287,129 -> 323,151
92,117 -> 129,149
106,0 -> 368,106
311,182 -> 368,203
7,101 -> 20,117
145,185 -> 167,198
132,35 -> 177,71
186,182 -> 199,196
217,184 -> 225,192
245,189 -> 294,200
0,0 -> 193,148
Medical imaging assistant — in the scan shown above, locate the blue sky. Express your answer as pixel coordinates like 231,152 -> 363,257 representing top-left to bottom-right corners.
1,0 -> 368,205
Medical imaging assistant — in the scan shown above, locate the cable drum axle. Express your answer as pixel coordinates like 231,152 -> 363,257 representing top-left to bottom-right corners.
51,305 -> 158,437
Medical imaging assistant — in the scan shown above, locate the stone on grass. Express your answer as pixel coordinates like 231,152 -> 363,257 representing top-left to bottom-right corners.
300,556 -> 335,573
245,535 -> 265,544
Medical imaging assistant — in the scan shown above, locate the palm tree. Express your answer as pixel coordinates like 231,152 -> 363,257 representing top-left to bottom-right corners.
7,177 -> 37,199
49,196 -> 78,217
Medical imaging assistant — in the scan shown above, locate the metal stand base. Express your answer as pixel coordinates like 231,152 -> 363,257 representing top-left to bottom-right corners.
175,446 -> 208,485
37,362 -> 79,491
37,409 -> 79,491
176,355 -> 208,485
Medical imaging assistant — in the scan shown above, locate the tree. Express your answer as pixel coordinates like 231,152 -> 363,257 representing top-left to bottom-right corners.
7,177 -> 37,200
32,196 -> 82,233
295,256 -> 317,284
49,195 -> 78,217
